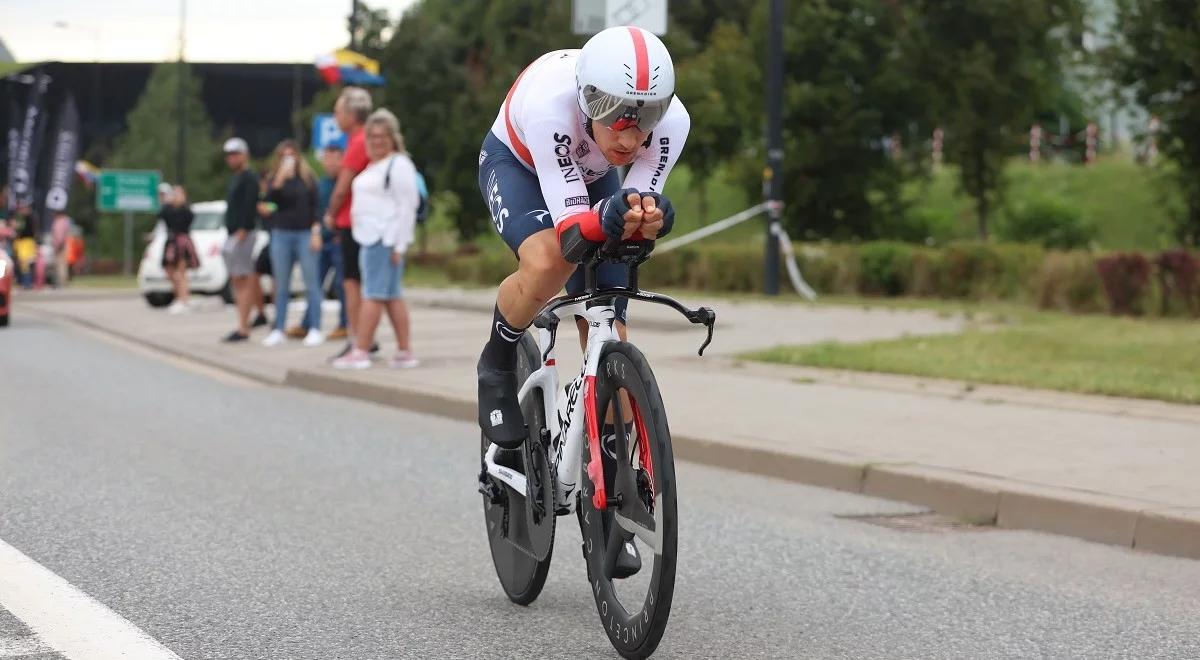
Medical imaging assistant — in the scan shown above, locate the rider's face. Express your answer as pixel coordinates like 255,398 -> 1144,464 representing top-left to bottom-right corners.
594,123 -> 649,167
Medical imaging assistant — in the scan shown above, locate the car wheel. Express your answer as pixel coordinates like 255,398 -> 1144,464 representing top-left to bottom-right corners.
144,292 -> 174,308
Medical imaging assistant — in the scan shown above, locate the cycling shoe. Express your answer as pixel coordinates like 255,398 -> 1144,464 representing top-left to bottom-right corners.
477,366 -> 527,449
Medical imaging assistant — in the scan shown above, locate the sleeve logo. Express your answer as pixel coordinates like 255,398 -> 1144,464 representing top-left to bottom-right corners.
564,195 -> 590,207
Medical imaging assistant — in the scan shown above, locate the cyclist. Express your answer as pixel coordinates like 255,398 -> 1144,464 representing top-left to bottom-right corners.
476,26 -> 690,449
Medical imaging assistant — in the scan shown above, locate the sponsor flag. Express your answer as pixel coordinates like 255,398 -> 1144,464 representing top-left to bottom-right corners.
10,72 -> 51,211
43,92 -> 81,216
5,94 -> 19,214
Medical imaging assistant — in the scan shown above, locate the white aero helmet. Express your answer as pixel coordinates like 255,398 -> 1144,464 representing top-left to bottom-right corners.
577,26 -> 676,133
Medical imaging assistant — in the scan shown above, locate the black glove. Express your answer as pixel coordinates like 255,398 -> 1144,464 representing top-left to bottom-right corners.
598,188 -> 641,240
639,191 -> 675,239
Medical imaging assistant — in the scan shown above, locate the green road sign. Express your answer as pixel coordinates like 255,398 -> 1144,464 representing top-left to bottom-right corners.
97,170 -> 161,213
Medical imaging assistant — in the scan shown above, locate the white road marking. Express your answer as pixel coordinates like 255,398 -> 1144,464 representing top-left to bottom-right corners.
0,635 -> 54,657
0,538 -> 182,660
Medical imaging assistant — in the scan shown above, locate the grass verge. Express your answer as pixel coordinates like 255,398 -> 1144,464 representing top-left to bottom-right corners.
746,307 -> 1200,404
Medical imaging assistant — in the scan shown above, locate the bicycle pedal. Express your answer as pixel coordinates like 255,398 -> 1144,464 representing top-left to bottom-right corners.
477,473 -> 504,504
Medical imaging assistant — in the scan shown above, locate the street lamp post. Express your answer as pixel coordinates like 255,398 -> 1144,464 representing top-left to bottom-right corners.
176,0 -> 187,186
763,0 -> 783,296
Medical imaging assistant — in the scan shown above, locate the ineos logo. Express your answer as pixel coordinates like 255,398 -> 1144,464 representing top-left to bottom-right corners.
552,132 -> 581,184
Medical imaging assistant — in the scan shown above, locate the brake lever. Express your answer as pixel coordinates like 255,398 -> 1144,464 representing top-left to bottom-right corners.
687,307 -> 716,357
533,310 -> 560,364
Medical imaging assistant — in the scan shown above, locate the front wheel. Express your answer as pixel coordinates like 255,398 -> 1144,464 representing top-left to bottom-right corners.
579,342 -> 678,659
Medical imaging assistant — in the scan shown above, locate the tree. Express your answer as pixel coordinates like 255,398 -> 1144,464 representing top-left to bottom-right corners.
1108,0 -> 1200,245
350,2 -> 393,59
91,63 -> 223,260
381,0 -> 580,241
673,21 -> 761,223
906,0 -> 1085,239
743,0 -> 930,241
108,62 -> 223,200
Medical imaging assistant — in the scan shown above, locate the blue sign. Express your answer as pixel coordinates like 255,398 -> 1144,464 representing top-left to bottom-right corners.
312,114 -> 346,153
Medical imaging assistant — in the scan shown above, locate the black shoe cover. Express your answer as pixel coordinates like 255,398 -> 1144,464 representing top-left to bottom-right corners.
478,366 -> 526,449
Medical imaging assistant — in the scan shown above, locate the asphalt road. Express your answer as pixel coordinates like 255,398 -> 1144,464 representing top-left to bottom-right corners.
1,316 -> 1198,659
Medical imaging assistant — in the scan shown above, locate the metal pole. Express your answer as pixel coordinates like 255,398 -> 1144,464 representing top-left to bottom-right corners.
763,0 -> 783,296
122,211 -> 132,276
175,0 -> 187,185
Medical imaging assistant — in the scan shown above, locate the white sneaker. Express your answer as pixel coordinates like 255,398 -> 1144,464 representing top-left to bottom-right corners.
261,329 -> 286,347
166,301 -> 188,315
302,328 -> 326,347
390,351 -> 420,369
332,348 -> 372,369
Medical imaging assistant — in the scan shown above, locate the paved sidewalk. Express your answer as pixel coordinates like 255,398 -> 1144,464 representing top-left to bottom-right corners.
22,288 -> 1200,561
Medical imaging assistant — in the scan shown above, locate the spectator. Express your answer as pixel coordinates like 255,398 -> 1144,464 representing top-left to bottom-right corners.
332,109 -> 420,370
323,86 -> 373,360
66,226 -> 85,277
312,145 -> 348,339
161,185 -> 199,314
50,213 -> 72,288
220,137 -> 263,342
258,139 -> 325,348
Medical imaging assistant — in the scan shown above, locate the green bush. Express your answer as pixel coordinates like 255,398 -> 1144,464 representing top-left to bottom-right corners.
894,207 -> 959,245
932,242 -> 1006,299
907,249 -> 941,297
1031,251 -> 1105,313
858,242 -> 914,296
991,243 -> 1046,299
794,244 -> 859,295
998,196 -> 1096,249
444,250 -> 514,284
434,239 -> 1192,319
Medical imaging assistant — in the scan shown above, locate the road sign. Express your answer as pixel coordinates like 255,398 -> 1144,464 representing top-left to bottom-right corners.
97,170 -> 161,213
312,113 -> 346,154
573,0 -> 667,36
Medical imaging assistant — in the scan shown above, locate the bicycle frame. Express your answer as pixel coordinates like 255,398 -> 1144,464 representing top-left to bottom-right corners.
483,299 -> 619,516
482,239 -> 716,518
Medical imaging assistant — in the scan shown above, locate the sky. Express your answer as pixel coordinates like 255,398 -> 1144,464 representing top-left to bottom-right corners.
0,0 -> 418,63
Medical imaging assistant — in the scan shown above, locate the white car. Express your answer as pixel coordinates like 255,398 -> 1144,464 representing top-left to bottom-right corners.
137,200 -> 316,308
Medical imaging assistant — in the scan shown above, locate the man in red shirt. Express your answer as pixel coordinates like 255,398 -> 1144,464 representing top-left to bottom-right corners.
323,87 -> 373,358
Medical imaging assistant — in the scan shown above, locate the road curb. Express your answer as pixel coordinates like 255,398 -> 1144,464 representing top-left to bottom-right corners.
34,305 -> 1200,562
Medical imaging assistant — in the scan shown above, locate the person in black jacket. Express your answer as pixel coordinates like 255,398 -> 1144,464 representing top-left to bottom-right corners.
220,137 -> 262,342
257,139 -> 325,347
160,185 -> 198,314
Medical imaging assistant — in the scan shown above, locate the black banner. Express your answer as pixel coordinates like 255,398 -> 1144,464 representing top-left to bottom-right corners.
5,93 -> 19,214
43,92 -> 80,215
9,72 -> 51,212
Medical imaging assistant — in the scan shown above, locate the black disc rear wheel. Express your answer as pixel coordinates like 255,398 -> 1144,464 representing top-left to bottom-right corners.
480,332 -> 555,605
579,341 -> 678,659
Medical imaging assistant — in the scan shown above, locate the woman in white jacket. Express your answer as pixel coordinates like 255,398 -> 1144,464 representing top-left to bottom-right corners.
333,109 -> 420,369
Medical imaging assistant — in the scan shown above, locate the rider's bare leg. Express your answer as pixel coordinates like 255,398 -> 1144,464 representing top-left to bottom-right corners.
479,229 -> 575,447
